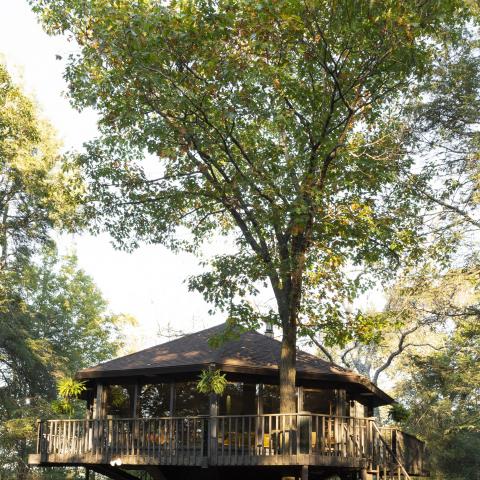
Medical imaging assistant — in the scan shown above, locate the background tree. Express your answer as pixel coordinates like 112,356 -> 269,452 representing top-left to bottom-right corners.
395,311 -> 480,480
32,0 -> 478,411
0,63 -> 132,479
0,246 -> 133,479
310,260 -> 478,385
0,63 -> 84,269
308,29 -> 480,386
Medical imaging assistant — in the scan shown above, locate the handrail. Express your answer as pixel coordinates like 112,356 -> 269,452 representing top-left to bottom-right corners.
35,414 -> 425,474
38,412 -> 370,421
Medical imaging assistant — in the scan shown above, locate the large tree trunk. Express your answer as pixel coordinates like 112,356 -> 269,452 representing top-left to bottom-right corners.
275,248 -> 306,414
280,319 -> 297,413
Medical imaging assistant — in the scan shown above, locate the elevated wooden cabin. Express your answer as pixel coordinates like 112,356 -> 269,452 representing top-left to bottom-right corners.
29,323 -> 428,480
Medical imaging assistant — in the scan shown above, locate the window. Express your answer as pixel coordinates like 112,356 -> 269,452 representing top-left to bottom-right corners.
302,389 -> 336,415
105,385 -> 131,417
140,383 -> 171,418
219,382 -> 256,415
262,384 -> 280,414
174,382 -> 209,416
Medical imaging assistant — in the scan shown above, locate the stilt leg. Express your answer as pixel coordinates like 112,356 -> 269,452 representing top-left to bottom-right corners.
301,465 -> 308,480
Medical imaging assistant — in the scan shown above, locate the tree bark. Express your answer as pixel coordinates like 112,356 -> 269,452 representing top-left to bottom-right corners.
279,313 -> 297,413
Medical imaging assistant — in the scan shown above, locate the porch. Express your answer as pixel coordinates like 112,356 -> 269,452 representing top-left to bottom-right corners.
29,413 -> 427,477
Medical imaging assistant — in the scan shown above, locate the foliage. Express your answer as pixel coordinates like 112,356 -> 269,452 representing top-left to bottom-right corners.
20,246 -> 133,372
395,313 -> 480,480
0,60 -> 131,479
109,385 -> 130,409
318,256 -> 480,384
54,378 -> 87,416
31,0 -> 479,411
197,369 -> 228,395
0,250 -> 131,478
0,63 -> 84,268
388,403 -> 410,424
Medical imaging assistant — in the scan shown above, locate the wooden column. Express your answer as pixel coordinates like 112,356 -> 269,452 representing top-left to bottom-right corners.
297,386 -> 304,412
169,383 -> 175,416
209,391 -> 218,461
131,383 -> 139,418
256,384 -> 264,415
335,389 -> 347,416
255,384 -> 263,453
301,465 -> 308,480
94,383 -> 104,419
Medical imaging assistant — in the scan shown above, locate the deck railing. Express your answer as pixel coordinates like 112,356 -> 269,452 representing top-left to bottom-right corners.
35,414 -> 427,474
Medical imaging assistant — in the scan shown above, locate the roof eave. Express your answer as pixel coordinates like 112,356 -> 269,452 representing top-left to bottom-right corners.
76,362 -> 394,406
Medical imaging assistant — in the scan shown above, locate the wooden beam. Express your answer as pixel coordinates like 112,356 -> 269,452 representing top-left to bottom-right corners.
89,466 -> 140,480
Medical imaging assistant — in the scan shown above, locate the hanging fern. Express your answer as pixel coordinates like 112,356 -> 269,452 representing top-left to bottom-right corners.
197,369 -> 228,395
56,377 -> 87,416
58,377 -> 86,399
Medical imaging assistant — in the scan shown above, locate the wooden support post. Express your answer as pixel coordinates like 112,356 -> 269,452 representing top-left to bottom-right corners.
131,383 -> 139,418
297,386 -> 304,412
256,384 -> 263,454
169,383 -> 175,416
209,390 -> 218,462
301,465 -> 308,480
336,389 -> 347,416
85,467 -> 90,480
94,383 -> 104,419
360,468 -> 368,480
256,384 -> 264,415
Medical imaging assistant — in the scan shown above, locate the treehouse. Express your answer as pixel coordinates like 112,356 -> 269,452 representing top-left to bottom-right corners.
29,323 -> 428,480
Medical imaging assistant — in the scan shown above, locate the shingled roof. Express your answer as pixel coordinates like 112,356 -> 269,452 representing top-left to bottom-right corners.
78,323 -> 393,405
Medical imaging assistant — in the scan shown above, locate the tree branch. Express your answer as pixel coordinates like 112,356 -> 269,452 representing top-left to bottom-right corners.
308,334 -> 334,363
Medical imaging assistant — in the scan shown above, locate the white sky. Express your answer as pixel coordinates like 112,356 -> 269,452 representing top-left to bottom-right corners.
0,0 -> 222,348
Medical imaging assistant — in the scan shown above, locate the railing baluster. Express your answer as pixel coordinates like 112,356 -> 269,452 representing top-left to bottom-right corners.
34,412 -> 424,474
165,418 -> 169,463
167,418 -> 171,463
241,416 -> 245,460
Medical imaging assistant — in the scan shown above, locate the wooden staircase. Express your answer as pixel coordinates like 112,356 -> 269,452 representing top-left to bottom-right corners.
366,423 -> 413,480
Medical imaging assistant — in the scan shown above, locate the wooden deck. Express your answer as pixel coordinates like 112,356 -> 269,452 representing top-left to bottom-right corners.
29,414 -> 428,476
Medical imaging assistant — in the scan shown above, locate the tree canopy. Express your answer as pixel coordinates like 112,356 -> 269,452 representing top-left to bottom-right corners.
32,0 -> 479,410
0,64 -> 84,268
